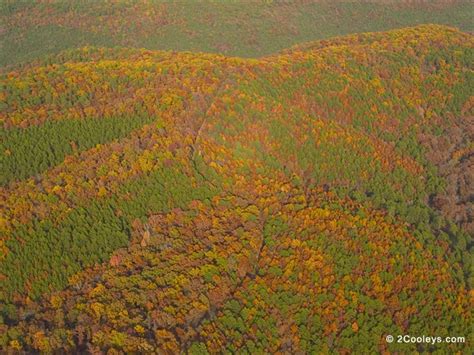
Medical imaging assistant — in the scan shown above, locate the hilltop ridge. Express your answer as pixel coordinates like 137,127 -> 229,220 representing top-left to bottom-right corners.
1,0 -> 473,66
0,25 -> 472,352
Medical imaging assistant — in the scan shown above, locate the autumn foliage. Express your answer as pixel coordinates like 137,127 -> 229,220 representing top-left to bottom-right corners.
0,25 -> 472,352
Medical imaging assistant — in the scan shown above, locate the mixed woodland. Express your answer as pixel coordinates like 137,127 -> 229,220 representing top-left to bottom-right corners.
0,4 -> 473,353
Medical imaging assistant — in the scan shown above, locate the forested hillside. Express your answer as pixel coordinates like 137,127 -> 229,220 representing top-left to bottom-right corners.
1,0 -> 473,66
0,25 -> 472,353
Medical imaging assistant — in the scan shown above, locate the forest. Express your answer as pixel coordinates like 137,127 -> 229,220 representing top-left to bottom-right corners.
0,1 -> 473,353
2,0 -> 473,66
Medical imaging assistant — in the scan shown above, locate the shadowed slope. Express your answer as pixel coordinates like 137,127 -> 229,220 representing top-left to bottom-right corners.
1,0 -> 473,66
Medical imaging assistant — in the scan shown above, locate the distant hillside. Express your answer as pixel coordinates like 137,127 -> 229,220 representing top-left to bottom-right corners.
1,0 -> 473,66
0,25 -> 472,353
